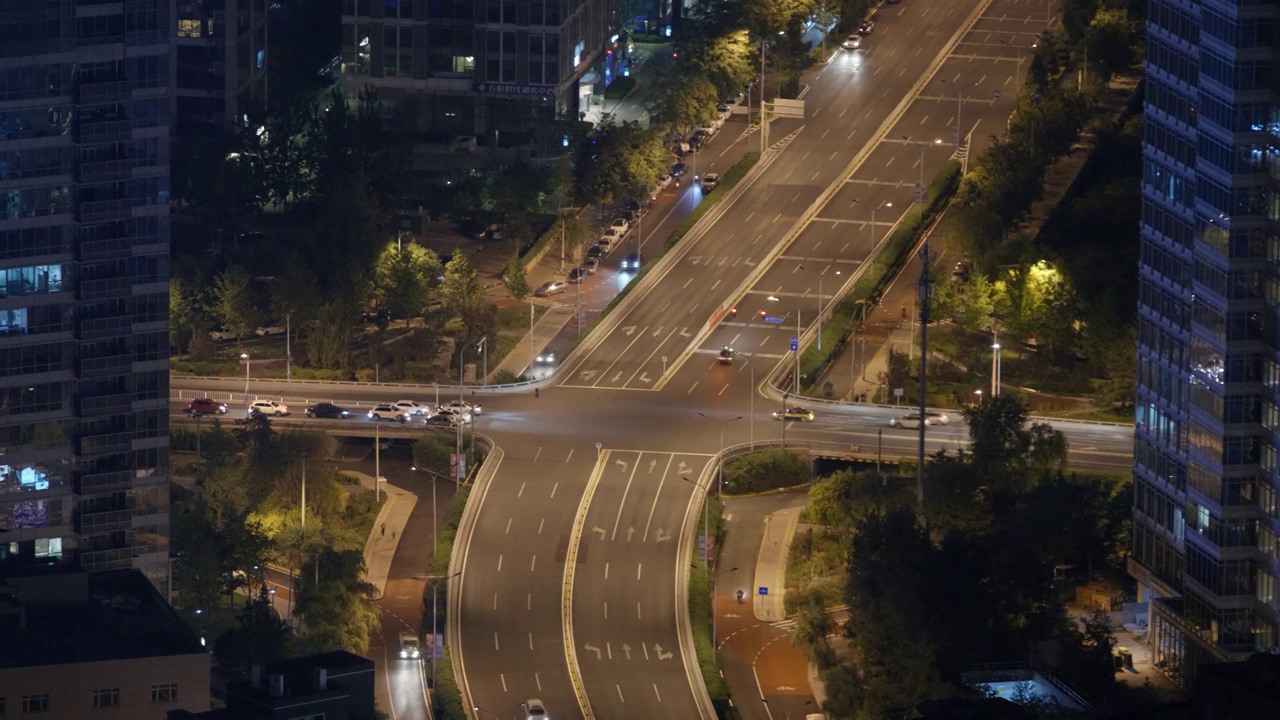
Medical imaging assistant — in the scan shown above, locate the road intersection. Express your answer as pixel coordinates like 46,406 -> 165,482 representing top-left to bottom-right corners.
168,1 -> 1124,718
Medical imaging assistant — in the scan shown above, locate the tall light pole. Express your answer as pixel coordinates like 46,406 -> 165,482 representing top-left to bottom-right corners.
940,79 -> 978,151
477,337 -> 488,389
915,243 -> 936,514
992,334 -> 1002,396
240,352 -> 251,410
374,420 -> 382,502
429,570 -> 463,693
798,265 -> 825,351
904,136 -> 944,200
698,413 -> 743,498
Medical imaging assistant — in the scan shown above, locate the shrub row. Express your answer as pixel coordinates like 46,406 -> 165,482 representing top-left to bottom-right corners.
721,449 -> 811,495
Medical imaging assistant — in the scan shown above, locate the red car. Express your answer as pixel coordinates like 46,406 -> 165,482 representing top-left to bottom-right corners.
187,398 -> 228,416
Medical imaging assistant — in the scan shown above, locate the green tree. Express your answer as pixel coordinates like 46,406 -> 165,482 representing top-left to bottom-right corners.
170,277 -> 201,353
490,161 -> 550,213
213,265 -> 261,339
502,254 -> 531,301
649,70 -> 721,134
412,434 -> 454,478
441,249 -> 485,315
377,242 -> 441,327
294,548 -> 381,653
961,394 -> 1032,477
213,591 -> 296,681
270,252 -> 320,341
721,449 -> 809,494
685,29 -> 756,98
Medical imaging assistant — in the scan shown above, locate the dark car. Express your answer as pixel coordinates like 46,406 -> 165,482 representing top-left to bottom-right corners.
670,161 -> 688,178
305,402 -> 351,419
187,398 -> 228,416
717,346 -> 736,364
586,245 -> 605,260
567,267 -> 588,284
859,19 -> 875,35
621,252 -> 644,270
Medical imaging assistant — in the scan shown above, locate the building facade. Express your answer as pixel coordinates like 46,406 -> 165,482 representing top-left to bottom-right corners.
0,0 -> 172,594
1133,0 -> 1280,687
170,0 -> 268,136
340,0 -> 620,144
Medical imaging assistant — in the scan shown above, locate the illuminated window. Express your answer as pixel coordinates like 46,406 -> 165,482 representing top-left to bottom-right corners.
177,19 -> 201,37
452,56 -> 474,73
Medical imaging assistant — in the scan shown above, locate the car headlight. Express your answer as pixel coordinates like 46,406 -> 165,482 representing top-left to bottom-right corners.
367,411 -> 375,418
341,410 -> 349,415
413,650 -> 420,658
400,650 -> 408,658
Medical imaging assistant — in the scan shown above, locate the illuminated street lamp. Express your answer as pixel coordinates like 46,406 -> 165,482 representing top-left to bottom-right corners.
240,352 -> 250,410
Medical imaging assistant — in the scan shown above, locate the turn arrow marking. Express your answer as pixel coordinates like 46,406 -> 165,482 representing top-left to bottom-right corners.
585,643 -> 602,660
655,644 -> 673,661
615,458 -> 629,472
593,527 -> 606,539
623,326 -> 637,336
610,371 -> 623,383
579,370 -> 597,381
639,372 -> 652,384
654,528 -> 671,543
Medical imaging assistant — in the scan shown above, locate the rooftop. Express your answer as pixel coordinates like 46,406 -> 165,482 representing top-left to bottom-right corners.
0,567 -> 205,668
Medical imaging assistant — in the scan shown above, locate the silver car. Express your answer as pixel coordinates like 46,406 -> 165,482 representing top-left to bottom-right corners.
889,412 -> 950,428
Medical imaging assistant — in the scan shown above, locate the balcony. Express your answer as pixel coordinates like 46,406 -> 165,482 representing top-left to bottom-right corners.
76,198 -> 131,224
76,159 -> 132,184
75,120 -> 132,144
78,236 -> 133,263
77,392 -> 133,417
77,468 -> 133,494
77,354 -> 131,380
77,430 -> 131,457
76,316 -> 131,341
77,275 -> 133,302
77,508 -> 132,534
76,80 -> 131,105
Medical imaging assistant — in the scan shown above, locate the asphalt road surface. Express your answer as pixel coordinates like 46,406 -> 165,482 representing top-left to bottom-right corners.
168,1 -> 1123,718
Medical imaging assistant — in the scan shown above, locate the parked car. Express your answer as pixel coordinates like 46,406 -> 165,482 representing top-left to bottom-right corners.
610,217 -> 630,234
600,226 -> 625,244
186,398 -> 228,416
305,402 -> 351,419
586,245 -> 605,260
670,161 -> 688,178
773,406 -> 815,421
567,267 -> 588,284
654,174 -> 674,193
717,102 -> 731,113
701,173 -> 720,192
620,252 -> 644,270
583,257 -> 600,274
209,328 -> 238,342
842,34 -> 863,49
393,400 -> 430,416
367,404 -> 408,422
534,281 -> 567,297
255,324 -> 286,337
249,400 -> 289,416
440,399 -> 482,415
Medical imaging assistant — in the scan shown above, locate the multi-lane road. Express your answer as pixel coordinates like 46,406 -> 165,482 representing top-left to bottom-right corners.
171,1 -> 1130,718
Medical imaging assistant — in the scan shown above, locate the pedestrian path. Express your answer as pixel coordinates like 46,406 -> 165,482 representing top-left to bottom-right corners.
350,471 -> 419,599
753,506 -> 802,622
489,304 -> 574,379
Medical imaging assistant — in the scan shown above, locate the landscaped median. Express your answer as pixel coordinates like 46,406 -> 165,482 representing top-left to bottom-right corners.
688,494 -> 734,719
423,476 -> 474,719
796,159 -> 962,391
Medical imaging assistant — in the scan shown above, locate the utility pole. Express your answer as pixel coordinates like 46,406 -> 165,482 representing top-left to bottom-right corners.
915,243 -> 935,513
285,312 -> 291,380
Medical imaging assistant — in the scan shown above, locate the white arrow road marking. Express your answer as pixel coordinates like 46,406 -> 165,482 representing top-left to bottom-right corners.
639,372 -> 652,384
579,370 -> 597,381
615,458 -> 629,472
593,527 -> 606,539
678,461 -> 692,475
585,643 -> 601,659
745,258 -> 756,266
623,326 -> 637,336
648,458 -> 658,473
777,686 -> 797,691
690,256 -> 703,265
623,643 -> 632,660
610,371 -> 623,383
651,326 -> 664,337
655,644 -> 673,660
627,527 -> 635,541
680,327 -> 692,337
655,528 -> 671,542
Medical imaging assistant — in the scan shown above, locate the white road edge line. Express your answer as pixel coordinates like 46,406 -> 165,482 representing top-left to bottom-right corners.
561,451 -> 607,720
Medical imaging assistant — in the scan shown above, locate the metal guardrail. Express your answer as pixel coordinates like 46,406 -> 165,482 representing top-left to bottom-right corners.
172,373 -> 552,395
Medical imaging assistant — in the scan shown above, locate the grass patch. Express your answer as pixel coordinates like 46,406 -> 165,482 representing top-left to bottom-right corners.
605,76 -> 637,100
689,495 -> 736,718
497,304 -> 546,332
797,160 -> 962,392
721,449 -> 811,495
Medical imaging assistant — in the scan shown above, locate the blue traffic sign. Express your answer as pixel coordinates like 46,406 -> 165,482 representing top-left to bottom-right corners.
758,587 -> 769,596
790,338 -> 799,352
763,315 -> 784,325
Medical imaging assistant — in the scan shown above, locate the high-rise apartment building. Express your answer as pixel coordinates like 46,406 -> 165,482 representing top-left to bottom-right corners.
0,1 -> 172,594
340,0 -> 621,143
1133,0 -> 1280,686
171,0 -> 268,136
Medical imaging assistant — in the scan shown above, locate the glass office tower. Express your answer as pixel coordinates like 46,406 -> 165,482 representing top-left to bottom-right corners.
0,1 -> 172,594
1134,0 -> 1280,686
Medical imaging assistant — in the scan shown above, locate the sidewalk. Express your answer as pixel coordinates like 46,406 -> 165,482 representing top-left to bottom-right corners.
753,506 -> 802,622
349,470 -> 419,599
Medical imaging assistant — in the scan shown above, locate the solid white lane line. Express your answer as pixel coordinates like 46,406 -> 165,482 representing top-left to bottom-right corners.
500,673 -> 507,692
654,684 -> 662,702
611,454 -> 642,540
592,323 -> 652,387
642,455 -> 674,541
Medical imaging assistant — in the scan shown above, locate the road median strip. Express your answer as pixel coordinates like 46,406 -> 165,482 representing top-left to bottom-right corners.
449,443 -> 503,720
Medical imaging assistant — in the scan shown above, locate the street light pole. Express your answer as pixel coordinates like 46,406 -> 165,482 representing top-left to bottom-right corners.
240,352 -> 250,410
285,312 -> 291,380
739,353 -> 756,449
798,265 -> 824,351
374,420 -> 381,502
698,413 -> 743,498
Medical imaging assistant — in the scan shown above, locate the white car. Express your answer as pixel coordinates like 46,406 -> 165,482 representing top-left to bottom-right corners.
535,347 -> 558,364
525,698 -> 547,720
249,400 -> 289,416
842,34 -> 862,50
209,328 -> 238,342
434,406 -> 473,424
368,404 -> 408,422
255,324 -> 286,337
610,217 -> 630,234
701,173 -> 720,192
440,399 -> 481,415
393,400 -> 429,416
889,412 -> 950,428
599,227 -> 625,244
